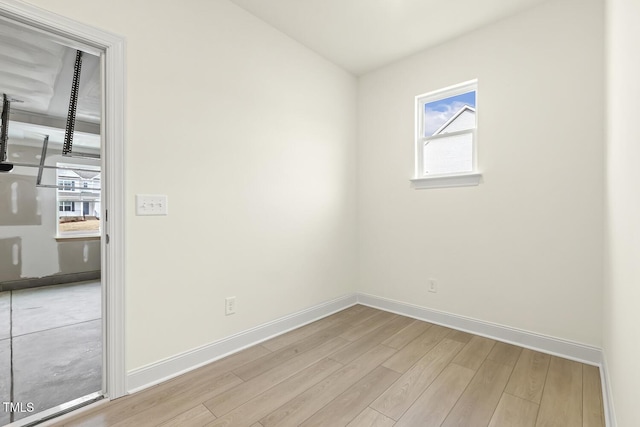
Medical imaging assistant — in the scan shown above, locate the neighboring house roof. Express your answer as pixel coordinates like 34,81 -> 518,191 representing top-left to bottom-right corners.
74,170 -> 100,180
58,168 -> 100,180
433,105 -> 476,135
58,169 -> 81,179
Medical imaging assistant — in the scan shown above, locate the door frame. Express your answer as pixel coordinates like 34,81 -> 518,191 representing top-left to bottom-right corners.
0,0 -> 126,400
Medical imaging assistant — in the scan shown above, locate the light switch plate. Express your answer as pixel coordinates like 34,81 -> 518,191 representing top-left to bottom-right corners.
135,194 -> 168,216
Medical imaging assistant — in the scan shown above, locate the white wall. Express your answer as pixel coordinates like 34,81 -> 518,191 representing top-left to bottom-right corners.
604,0 -> 640,424
357,0 -> 604,346
20,0 -> 358,370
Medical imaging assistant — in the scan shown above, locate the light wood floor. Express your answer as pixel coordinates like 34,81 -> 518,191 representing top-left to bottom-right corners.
54,305 -> 605,427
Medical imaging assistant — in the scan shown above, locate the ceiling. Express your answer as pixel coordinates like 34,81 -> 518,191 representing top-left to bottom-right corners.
230,0 -> 551,75
0,18 -> 101,151
0,0 -> 550,149
0,19 -> 101,122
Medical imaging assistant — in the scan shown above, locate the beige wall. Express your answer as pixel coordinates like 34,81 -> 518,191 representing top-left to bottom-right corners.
357,0 -> 604,346
605,0 -> 640,424
19,0 -> 358,370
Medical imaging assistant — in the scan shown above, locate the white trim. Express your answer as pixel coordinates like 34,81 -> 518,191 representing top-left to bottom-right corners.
356,293 -> 602,365
38,399 -> 110,427
126,294 -> 357,393
6,392 -> 103,427
417,79 -> 478,103
600,353 -> 616,427
411,172 -> 482,189
0,0 -> 127,399
102,28 -> 127,400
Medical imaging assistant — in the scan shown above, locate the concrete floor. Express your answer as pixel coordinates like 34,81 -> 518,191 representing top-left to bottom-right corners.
0,281 -> 102,425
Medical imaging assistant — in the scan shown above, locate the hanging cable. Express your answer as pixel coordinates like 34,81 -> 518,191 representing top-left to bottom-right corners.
0,93 -> 13,172
63,50 -> 83,156
1,94 -> 9,162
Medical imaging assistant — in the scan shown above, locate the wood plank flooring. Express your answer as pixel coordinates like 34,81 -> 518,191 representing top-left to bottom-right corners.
54,305 -> 605,427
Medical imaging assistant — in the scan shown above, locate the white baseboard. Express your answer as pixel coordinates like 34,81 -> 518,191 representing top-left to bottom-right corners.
356,293 -> 603,366
126,291 -> 614,426
126,294 -> 357,393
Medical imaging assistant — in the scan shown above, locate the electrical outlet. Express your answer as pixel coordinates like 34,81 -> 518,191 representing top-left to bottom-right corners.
428,279 -> 438,293
225,296 -> 236,315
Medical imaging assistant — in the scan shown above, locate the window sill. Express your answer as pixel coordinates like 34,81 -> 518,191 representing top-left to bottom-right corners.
55,235 -> 101,242
410,172 -> 482,189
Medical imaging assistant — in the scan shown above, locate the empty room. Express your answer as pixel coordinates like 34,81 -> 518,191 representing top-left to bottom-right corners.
0,0 -> 637,426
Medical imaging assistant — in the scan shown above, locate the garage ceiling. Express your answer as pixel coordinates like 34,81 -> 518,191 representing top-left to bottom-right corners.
0,18 -> 101,150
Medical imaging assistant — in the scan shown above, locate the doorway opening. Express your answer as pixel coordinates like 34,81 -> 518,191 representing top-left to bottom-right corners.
0,1 -> 125,425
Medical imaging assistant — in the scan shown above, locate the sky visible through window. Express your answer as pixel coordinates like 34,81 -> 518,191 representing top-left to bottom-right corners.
424,91 -> 476,136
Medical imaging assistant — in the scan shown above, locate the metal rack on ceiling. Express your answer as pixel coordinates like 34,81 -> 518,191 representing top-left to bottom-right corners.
1,49 -> 101,189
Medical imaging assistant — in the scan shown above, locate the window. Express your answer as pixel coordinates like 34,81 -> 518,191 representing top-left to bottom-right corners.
59,201 -> 75,212
412,80 -> 482,189
56,164 -> 101,237
58,179 -> 76,191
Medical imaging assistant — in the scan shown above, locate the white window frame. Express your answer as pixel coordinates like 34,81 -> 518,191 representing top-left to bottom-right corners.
411,79 -> 482,189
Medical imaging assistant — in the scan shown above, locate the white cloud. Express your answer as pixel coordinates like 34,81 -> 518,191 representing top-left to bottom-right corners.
424,101 -> 469,136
